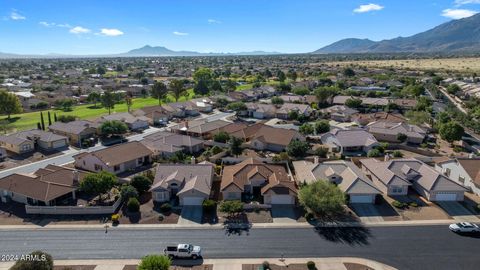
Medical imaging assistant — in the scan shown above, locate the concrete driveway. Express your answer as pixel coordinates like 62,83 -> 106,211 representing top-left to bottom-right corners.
271,205 -> 297,223
436,202 -> 480,222
178,206 -> 203,225
350,203 -> 384,223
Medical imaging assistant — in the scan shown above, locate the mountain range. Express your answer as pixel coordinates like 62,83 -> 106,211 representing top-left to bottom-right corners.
1,13 -> 480,58
123,45 -> 281,56
313,13 -> 480,54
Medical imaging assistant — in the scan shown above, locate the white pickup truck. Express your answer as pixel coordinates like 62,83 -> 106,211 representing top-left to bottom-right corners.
164,244 -> 202,259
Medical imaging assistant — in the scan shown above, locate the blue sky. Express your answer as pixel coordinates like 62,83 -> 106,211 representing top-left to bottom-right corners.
1,0 -> 479,54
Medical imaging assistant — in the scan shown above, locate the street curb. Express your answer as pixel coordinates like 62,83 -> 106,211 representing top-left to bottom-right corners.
0,219 -> 465,231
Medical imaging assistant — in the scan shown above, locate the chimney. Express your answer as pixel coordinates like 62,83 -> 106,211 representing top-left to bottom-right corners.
314,156 -> 319,164
384,154 -> 390,162
185,120 -> 189,129
73,170 -> 79,184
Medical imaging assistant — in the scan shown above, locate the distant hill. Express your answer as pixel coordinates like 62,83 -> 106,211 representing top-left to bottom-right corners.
122,45 -> 281,56
124,45 -> 202,56
314,13 -> 480,54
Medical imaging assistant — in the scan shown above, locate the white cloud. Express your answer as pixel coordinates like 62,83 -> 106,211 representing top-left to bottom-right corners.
39,22 -> 72,28
208,19 -> 221,24
39,21 -> 53,27
57,23 -> 72,28
69,26 -> 91,34
442,8 -> 478,19
353,3 -> 384,13
173,31 -> 189,36
455,0 -> 480,6
99,28 -> 124,36
10,11 -> 26,20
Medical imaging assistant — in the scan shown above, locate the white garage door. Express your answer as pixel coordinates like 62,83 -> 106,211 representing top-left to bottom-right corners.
270,195 -> 294,204
182,197 -> 205,205
435,193 -> 458,201
350,195 -> 373,204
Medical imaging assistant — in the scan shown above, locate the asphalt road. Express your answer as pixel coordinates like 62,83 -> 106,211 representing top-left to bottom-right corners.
0,226 -> 478,270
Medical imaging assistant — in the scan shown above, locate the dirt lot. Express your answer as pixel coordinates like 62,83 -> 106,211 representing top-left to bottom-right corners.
323,57 -> 480,72
384,194 -> 452,221
117,193 -> 180,225
217,208 -> 273,224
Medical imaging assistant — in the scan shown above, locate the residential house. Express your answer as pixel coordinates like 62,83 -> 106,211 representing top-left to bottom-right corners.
221,158 -> 297,204
243,103 -> 313,120
170,119 -> 231,139
366,122 -> 427,144
0,129 -> 68,154
349,86 -> 387,92
275,103 -> 313,119
435,158 -> 480,196
0,165 -> 87,206
279,95 -> 306,104
361,158 -> 467,201
149,163 -> 214,205
245,103 -> 277,119
229,124 -> 305,152
141,131 -> 204,157
189,97 -> 214,113
351,112 -> 407,127
333,96 -> 389,107
293,160 -> 381,203
132,105 -> 172,126
321,105 -> 359,122
320,128 -> 379,155
97,112 -> 149,131
48,120 -> 99,147
73,141 -> 153,174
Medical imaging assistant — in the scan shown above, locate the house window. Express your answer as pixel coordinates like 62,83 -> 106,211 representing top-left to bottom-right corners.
227,192 -> 237,199
94,164 -> 102,171
458,176 -> 465,183
138,157 -> 143,164
114,165 -> 120,171
445,168 -> 451,177
392,186 -> 403,193
21,144 -> 31,151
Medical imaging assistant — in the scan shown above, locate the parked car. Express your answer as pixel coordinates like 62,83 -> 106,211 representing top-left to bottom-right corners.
164,244 -> 202,259
449,222 -> 480,233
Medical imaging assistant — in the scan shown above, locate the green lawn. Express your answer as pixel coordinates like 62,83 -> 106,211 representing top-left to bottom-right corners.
236,80 -> 279,91
2,88 -> 195,131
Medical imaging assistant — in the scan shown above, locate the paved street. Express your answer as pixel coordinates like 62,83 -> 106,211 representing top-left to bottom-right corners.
0,226 -> 478,270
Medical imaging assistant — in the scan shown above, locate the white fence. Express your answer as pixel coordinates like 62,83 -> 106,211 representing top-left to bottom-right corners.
25,198 -> 122,215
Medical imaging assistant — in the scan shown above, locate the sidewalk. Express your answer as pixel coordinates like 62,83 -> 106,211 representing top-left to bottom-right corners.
0,218 -> 474,231
0,257 -> 397,270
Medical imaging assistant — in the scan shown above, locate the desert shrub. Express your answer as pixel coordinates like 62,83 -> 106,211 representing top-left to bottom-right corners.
307,261 -> 316,270
392,200 -> 408,209
202,199 -> 216,212
160,203 -> 172,213
127,197 -> 140,212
